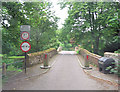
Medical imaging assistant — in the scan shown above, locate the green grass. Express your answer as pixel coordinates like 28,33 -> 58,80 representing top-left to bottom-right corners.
0,54 -> 3,57
8,56 -> 25,59
0,54 -> 25,59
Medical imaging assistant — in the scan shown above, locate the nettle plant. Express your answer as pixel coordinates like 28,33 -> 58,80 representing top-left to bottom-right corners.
106,61 -> 120,77
76,50 -> 80,54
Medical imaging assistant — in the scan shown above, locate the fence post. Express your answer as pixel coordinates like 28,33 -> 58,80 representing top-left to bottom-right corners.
2,63 -> 6,76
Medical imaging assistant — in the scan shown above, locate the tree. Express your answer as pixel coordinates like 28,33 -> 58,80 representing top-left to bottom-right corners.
59,2 -> 119,55
2,2 -> 59,55
2,2 -> 27,55
24,2 -> 59,52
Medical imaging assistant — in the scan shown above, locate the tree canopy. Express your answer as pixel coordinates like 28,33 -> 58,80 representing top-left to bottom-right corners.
59,2 -> 119,55
2,2 -> 59,56
1,1 -> 120,56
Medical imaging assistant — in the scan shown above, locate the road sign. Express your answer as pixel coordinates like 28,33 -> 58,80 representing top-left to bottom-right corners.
20,25 -> 30,40
20,25 -> 31,73
20,25 -> 30,31
21,31 -> 30,40
20,41 -> 31,52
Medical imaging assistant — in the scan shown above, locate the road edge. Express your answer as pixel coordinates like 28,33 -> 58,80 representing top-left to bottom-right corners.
76,55 -> 119,87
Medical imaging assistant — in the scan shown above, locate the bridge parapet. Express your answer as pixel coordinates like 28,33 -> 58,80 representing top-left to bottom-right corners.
79,48 -> 119,67
79,48 -> 102,67
57,46 -> 62,52
26,48 -> 57,67
104,52 -> 120,64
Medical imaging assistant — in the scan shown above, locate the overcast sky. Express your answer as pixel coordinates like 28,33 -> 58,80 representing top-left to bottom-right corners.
50,0 -> 68,29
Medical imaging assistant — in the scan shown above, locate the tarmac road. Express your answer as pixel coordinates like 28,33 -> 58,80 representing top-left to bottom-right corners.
3,51 -> 117,90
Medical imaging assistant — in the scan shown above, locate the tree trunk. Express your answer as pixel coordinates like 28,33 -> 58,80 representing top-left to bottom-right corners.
94,37 -> 100,54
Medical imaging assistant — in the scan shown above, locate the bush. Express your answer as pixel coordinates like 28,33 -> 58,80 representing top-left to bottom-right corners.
76,50 -> 80,54
106,61 -> 120,77
2,55 -> 23,73
114,49 -> 120,53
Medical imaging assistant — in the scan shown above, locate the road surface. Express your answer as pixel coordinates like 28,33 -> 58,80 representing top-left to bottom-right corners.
3,51 -> 117,90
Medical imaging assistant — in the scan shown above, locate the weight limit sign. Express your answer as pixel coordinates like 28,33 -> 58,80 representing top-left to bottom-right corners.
20,41 -> 31,52
21,31 -> 30,40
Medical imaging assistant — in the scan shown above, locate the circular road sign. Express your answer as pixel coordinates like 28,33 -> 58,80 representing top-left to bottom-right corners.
20,42 -> 31,52
21,31 -> 30,40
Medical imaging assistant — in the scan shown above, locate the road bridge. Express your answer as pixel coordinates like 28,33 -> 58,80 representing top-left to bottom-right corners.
3,51 -> 117,90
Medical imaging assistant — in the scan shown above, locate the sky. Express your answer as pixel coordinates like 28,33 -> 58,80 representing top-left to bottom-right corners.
49,0 -> 120,29
50,0 -> 68,29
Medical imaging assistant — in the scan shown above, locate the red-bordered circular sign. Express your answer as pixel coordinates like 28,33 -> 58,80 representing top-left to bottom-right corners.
20,41 -> 31,52
21,31 -> 30,40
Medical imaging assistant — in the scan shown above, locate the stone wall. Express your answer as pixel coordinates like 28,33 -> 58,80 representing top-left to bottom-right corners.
26,48 -> 57,67
79,48 -> 102,67
79,48 -> 120,67
57,46 -> 62,52
88,54 -> 101,67
104,52 -> 120,64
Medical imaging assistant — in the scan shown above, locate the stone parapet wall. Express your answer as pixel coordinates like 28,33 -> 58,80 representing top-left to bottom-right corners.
26,48 -> 57,67
57,46 -> 62,52
78,48 -> 120,67
104,52 -> 120,64
79,48 -> 102,67
88,54 -> 101,67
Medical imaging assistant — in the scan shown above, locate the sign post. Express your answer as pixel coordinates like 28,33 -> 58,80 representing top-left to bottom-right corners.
20,25 -> 31,73
20,41 -> 31,73
25,52 -> 27,73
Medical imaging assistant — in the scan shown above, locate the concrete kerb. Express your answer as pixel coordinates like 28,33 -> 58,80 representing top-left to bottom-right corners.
24,56 -> 58,80
24,54 -> 62,80
24,55 -> 58,80
76,55 -> 118,87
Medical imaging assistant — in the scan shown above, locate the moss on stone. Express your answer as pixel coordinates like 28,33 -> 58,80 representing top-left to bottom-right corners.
28,48 -> 56,57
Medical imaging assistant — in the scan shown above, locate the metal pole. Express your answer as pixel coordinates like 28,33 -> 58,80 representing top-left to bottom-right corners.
25,52 -> 27,73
